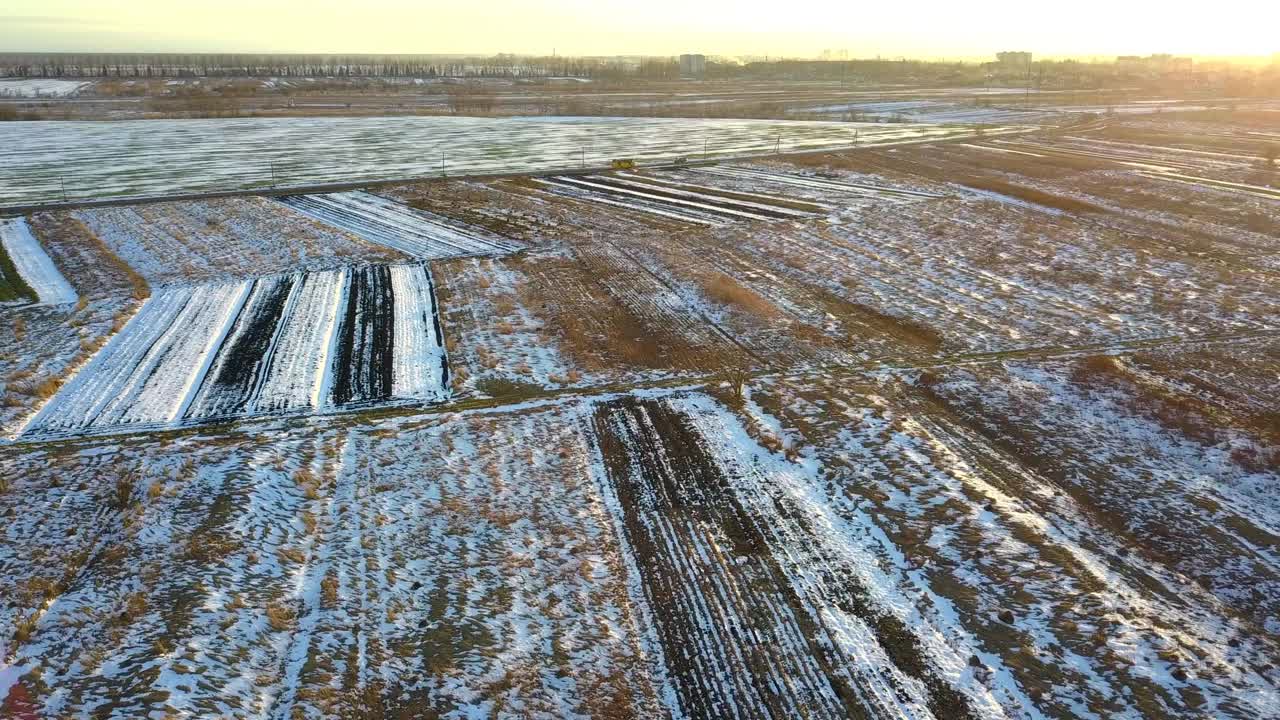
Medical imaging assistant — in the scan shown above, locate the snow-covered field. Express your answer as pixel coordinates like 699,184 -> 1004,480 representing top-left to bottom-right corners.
278,191 -> 523,259
23,264 -> 447,438
0,400 -> 665,719
693,165 -> 945,201
790,99 -> 1062,125
0,79 -> 89,98
72,197 -> 405,285
0,217 -> 77,305
0,116 -> 1009,206
1,114 -> 1277,718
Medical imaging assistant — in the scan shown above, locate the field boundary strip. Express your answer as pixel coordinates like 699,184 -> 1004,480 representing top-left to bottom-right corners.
8,326 -> 1275,449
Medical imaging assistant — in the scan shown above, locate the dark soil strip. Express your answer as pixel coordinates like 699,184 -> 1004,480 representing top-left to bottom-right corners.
185,274 -> 295,419
332,265 -> 394,406
592,397 -> 871,720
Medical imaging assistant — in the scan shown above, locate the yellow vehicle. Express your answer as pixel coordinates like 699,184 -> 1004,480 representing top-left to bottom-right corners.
609,158 -> 637,170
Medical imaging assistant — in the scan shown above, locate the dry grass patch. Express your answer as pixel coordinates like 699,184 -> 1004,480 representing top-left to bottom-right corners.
266,602 -> 296,632
960,178 -> 1107,214
28,212 -> 149,300
699,272 -> 781,319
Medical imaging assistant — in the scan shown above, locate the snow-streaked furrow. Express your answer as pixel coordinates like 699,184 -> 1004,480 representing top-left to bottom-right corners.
95,281 -> 252,427
388,264 -> 448,401
183,274 -> 299,420
23,289 -> 194,433
758,375 -> 1280,718
0,216 -> 77,305
158,281 -> 253,423
278,191 -> 520,259
329,266 -> 394,406
19,263 -> 448,438
255,268 -> 349,413
547,176 -> 781,222
608,173 -> 822,217
312,270 -> 349,410
696,166 -> 945,199
662,393 -> 978,720
591,396 -> 876,720
902,407 -> 1280,718
929,364 -> 1280,633
533,179 -> 726,225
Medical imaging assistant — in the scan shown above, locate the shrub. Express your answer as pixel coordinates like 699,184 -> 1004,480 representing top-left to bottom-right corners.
112,474 -> 137,512
266,602 -> 296,631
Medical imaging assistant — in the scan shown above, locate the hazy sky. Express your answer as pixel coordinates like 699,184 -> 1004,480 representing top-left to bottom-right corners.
2,1 -> 1276,59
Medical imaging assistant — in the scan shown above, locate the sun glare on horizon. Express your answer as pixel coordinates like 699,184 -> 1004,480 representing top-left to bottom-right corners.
2,0 -> 1276,58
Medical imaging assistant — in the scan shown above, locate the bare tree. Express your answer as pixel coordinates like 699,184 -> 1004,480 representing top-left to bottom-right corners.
721,364 -> 752,405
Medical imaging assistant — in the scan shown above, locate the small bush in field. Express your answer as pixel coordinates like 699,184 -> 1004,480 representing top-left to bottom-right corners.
266,602 -> 295,631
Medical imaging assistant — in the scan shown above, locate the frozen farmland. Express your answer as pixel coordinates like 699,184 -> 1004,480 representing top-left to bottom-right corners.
24,264 -> 447,437
2,103 -> 1277,719
278,191 -> 523,259
0,116 -> 1011,206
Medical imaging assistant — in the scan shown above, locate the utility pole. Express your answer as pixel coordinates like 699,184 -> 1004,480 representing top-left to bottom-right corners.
775,134 -> 781,154
704,138 -> 708,159
269,162 -> 276,187
440,151 -> 445,177
60,176 -> 68,203
581,146 -> 586,168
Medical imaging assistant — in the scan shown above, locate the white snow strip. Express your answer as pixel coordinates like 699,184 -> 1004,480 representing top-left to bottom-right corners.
313,268 -> 350,409
0,216 -> 77,305
256,267 -> 348,412
957,143 -> 1045,158
1136,171 -> 1280,201
389,264 -> 447,400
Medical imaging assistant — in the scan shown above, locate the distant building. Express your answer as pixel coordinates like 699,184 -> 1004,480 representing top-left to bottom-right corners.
1117,54 -> 1192,76
679,54 -> 707,78
996,51 -> 1032,67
